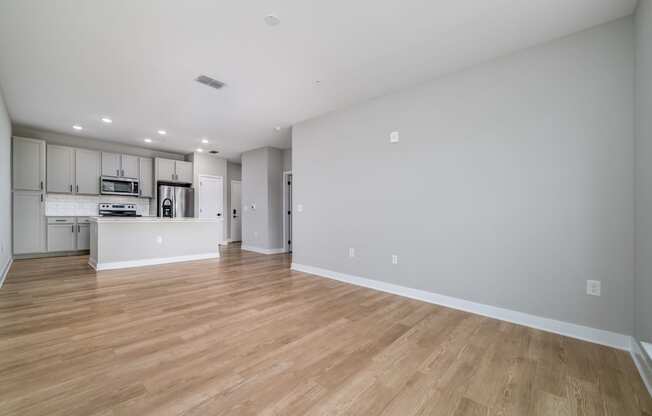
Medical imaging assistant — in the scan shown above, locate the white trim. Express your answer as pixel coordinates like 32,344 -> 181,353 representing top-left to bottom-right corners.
290,263 -> 631,351
241,245 -> 286,255
631,338 -> 652,397
89,253 -> 219,271
0,257 -> 14,288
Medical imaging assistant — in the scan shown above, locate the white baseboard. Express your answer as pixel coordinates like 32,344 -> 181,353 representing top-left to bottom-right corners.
291,263 -> 631,351
0,257 -> 13,288
241,245 -> 287,255
631,338 -> 652,397
90,253 -> 220,271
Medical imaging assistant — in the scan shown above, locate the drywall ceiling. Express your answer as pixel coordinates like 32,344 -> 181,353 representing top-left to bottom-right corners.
0,0 -> 637,161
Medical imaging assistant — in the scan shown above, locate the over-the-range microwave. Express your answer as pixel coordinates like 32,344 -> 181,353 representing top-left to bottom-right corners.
100,176 -> 140,196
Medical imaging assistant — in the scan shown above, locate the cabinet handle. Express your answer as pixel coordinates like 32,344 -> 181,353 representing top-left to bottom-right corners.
40,194 -> 43,202
76,184 -> 79,193
40,181 -> 43,190
116,169 -> 119,176
72,225 -> 75,233
77,224 -> 80,232
69,184 -> 73,192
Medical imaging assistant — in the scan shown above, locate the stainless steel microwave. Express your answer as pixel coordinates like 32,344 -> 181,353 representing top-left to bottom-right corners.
100,176 -> 140,196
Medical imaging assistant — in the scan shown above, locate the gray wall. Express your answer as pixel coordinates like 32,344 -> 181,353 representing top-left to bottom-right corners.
0,85 -> 11,280
293,18 -> 635,335
226,162 -> 241,240
636,1 -> 652,345
283,148 -> 292,172
242,147 -> 284,250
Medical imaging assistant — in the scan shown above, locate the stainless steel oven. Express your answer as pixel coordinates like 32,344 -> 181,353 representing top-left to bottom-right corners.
100,176 -> 140,196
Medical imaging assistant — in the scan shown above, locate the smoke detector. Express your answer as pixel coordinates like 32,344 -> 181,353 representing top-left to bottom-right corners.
264,14 -> 280,26
195,75 -> 226,90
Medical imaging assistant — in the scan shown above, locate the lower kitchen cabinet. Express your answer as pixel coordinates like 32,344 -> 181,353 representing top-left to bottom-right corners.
76,221 -> 90,250
13,191 -> 46,254
47,223 -> 76,252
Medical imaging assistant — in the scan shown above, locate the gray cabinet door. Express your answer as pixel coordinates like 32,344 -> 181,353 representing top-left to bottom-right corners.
12,137 -> 45,191
76,224 -> 90,250
46,145 -> 74,193
139,157 -> 154,197
121,154 -> 139,178
47,224 -> 76,252
75,149 -> 100,194
157,158 -> 176,181
101,152 -> 121,177
13,191 -> 45,254
175,161 -> 193,183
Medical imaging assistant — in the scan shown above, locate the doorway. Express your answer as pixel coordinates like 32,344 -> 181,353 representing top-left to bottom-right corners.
230,180 -> 242,242
199,175 -> 224,242
283,172 -> 292,254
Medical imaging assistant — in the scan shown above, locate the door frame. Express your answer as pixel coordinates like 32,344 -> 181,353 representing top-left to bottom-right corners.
198,174 -> 225,243
282,171 -> 292,253
230,180 -> 242,243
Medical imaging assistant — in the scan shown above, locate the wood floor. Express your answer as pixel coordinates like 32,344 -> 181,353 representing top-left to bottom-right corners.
0,245 -> 650,416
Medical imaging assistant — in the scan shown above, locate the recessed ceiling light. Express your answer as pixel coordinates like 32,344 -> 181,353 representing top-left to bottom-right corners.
101,117 -> 112,124
144,138 -> 152,143
201,139 -> 209,144
264,14 -> 280,26
157,130 -> 167,135
73,125 -> 83,130
196,148 -> 204,153
275,126 -> 281,131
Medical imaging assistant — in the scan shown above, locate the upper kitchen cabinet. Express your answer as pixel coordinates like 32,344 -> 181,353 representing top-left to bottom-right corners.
139,157 -> 154,198
47,145 -> 74,193
156,158 -> 193,183
156,158 -> 176,182
121,154 -> 139,178
12,136 -> 45,191
101,152 -> 121,177
175,161 -> 193,183
75,149 -> 101,194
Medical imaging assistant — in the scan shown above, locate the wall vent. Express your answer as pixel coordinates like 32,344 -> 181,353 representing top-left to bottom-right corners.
195,75 -> 225,90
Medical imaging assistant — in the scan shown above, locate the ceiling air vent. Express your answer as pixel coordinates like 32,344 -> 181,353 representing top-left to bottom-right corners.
209,150 -> 219,154
195,75 -> 225,90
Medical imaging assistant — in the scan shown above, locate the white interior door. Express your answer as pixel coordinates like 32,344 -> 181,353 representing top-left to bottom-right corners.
231,180 -> 242,242
199,176 -> 223,219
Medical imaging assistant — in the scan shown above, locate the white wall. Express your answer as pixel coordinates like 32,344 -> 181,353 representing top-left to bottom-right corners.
0,85 -> 11,283
635,0 -> 652,345
293,18 -> 635,335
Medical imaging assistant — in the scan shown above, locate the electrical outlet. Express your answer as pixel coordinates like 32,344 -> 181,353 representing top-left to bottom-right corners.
586,280 -> 601,296
297,204 -> 304,213
392,255 -> 398,265
390,131 -> 400,143
349,248 -> 355,258
156,236 -> 163,245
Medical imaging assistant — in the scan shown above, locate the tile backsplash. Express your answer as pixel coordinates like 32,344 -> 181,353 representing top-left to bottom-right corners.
45,194 -> 151,217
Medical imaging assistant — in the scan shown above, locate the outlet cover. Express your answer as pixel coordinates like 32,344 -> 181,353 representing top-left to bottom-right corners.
390,131 -> 400,143
586,280 -> 601,296
297,204 -> 304,213
349,248 -> 355,258
392,255 -> 398,265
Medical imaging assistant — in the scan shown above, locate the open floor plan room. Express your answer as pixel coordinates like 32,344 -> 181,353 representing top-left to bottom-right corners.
1,0 -> 652,415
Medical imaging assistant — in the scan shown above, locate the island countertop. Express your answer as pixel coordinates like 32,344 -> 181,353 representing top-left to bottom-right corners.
89,216 -> 222,223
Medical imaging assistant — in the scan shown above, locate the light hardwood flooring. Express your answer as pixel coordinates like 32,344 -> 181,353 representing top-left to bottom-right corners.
0,245 -> 650,415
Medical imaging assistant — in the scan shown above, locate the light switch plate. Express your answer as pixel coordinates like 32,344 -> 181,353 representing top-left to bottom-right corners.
390,131 -> 400,143
297,204 -> 304,213
349,248 -> 355,258
392,254 -> 398,265
586,280 -> 601,296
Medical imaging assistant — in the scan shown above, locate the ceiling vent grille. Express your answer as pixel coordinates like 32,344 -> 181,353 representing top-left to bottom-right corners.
195,75 -> 225,90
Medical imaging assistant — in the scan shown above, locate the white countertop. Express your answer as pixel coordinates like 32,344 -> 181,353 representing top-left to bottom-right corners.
89,216 -> 222,223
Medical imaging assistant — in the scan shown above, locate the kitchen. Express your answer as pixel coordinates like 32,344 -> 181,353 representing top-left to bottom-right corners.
12,131 -> 224,271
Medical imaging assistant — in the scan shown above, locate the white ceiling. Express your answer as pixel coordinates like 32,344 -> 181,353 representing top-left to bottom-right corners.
0,0 -> 637,161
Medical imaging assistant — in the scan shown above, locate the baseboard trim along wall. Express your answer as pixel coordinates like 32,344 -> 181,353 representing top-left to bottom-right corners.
241,245 -> 287,255
0,257 -> 13,288
631,338 -> 652,397
89,253 -> 220,271
290,263 -> 631,351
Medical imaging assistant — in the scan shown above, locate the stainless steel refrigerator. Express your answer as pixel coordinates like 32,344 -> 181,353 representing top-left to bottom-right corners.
158,184 -> 194,218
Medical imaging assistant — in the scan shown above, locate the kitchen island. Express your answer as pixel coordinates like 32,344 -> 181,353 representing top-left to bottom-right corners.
88,217 -> 222,271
